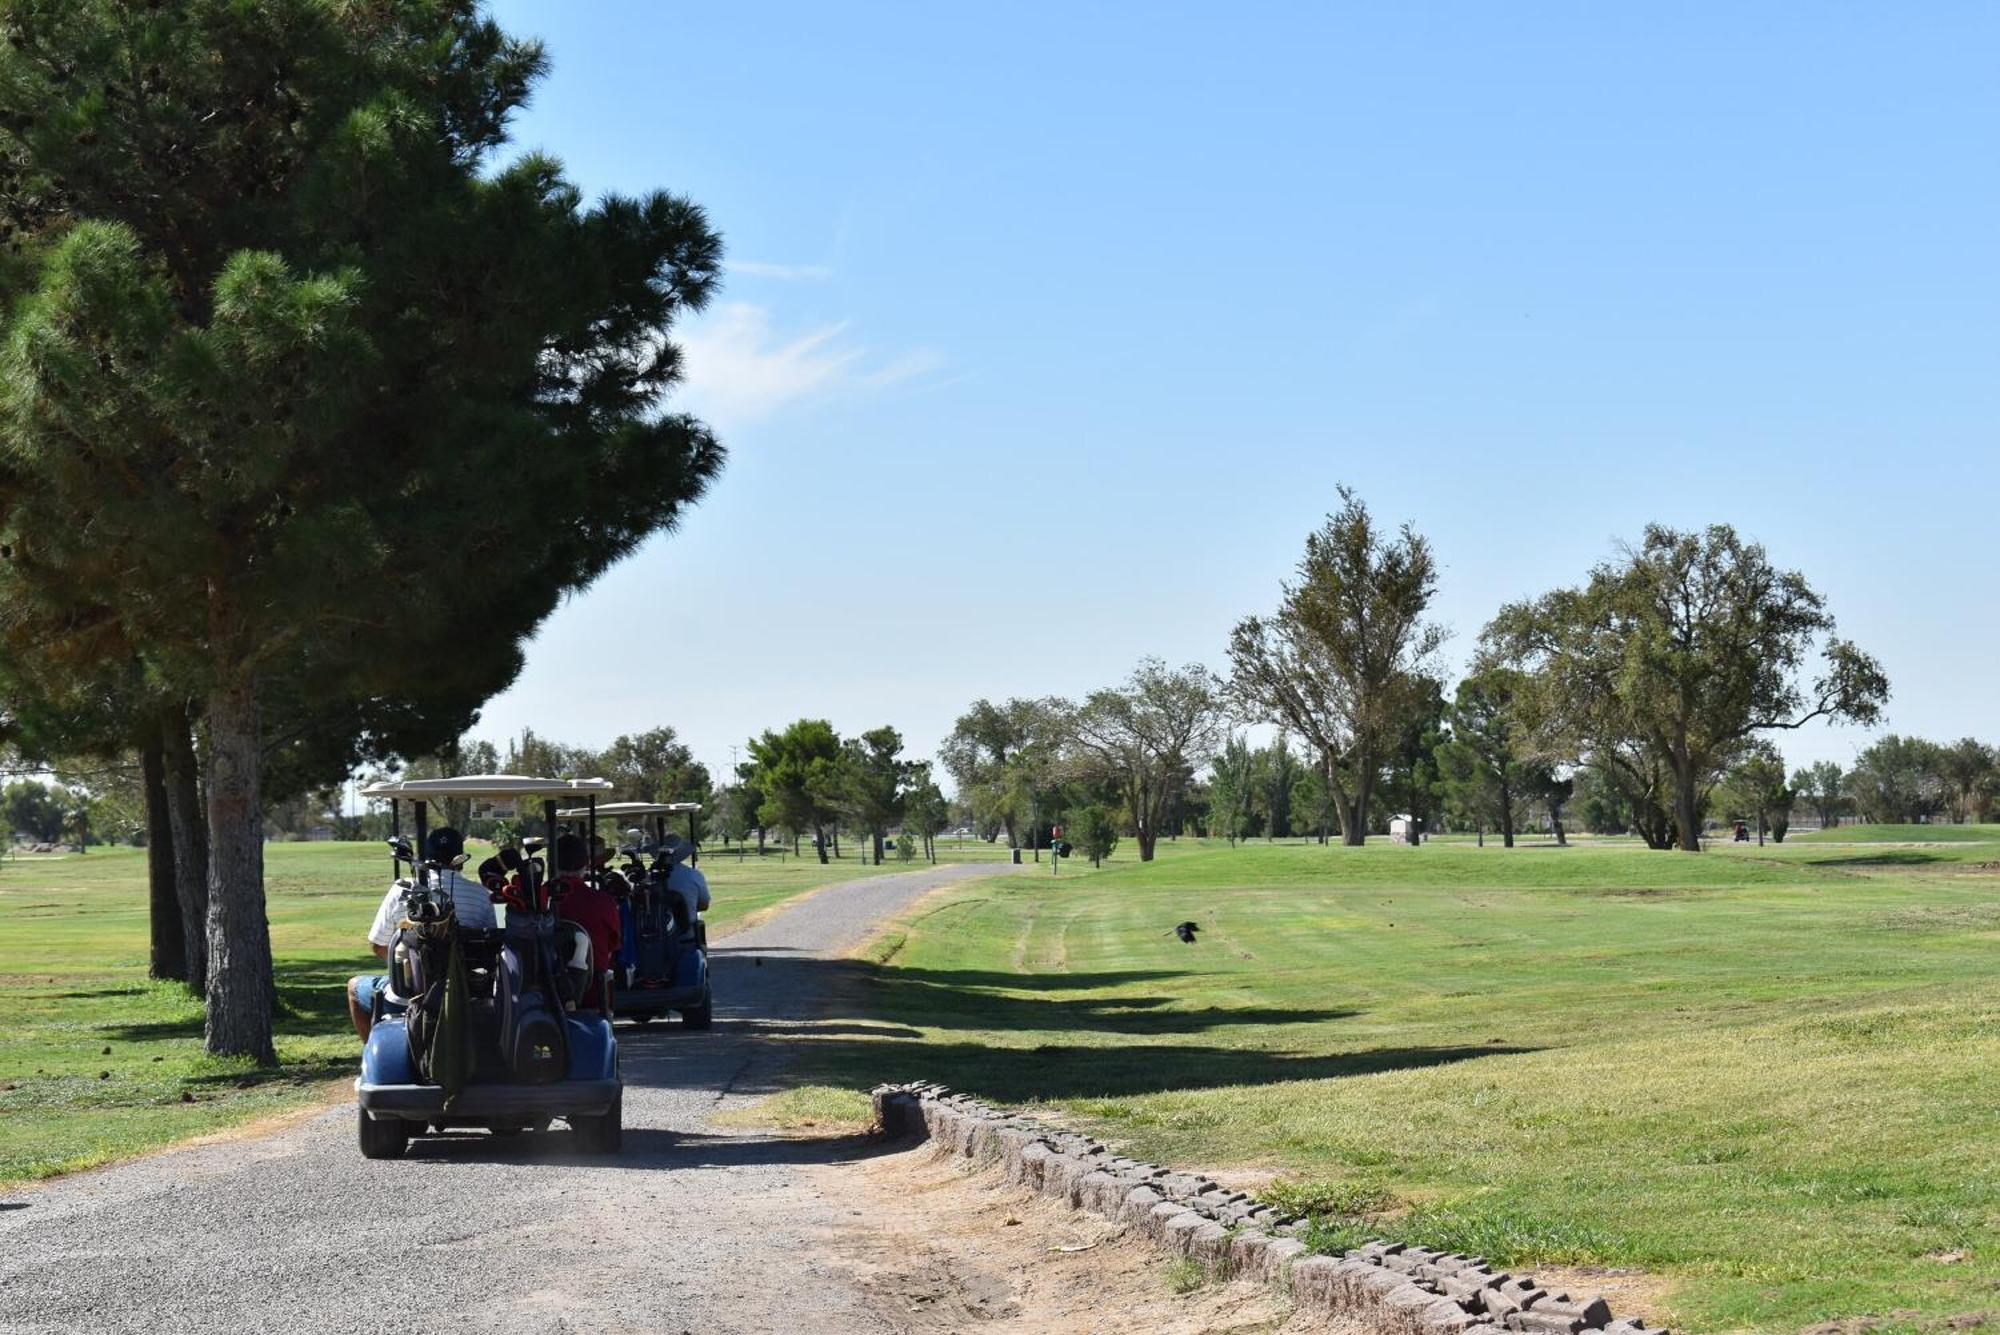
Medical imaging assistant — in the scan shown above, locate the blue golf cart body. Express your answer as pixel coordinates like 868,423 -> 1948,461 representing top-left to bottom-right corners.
560,800 -> 714,1029
352,775 -> 626,1158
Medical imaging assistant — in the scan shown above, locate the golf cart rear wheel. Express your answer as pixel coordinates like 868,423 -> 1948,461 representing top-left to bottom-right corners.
358,1107 -> 409,1160
573,1091 -> 622,1154
627,1011 -> 653,1027
681,997 -> 713,1030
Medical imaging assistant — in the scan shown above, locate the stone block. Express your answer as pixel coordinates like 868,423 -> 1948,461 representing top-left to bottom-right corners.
1146,1200 -> 1186,1242
1288,1256 -> 1344,1308
1187,1221 -> 1232,1266
1014,1140 -> 1053,1190
1535,1296 -> 1614,1329
1417,1297 -> 1480,1335
1078,1169 -> 1123,1216
1162,1211 -> 1209,1256
1119,1185 -> 1162,1227
1255,1236 -> 1308,1283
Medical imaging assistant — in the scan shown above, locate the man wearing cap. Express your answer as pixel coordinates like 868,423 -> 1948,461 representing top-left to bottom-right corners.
346,827 -> 496,1040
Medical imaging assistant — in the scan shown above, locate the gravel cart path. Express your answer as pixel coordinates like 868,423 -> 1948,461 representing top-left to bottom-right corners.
0,860 -> 1017,1335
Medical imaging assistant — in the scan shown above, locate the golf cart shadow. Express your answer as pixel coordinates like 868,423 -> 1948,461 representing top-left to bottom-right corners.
396,1124 -> 895,1172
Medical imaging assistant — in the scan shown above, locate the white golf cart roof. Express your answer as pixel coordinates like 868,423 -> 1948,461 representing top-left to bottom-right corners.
555,801 -> 702,818
360,775 -> 616,801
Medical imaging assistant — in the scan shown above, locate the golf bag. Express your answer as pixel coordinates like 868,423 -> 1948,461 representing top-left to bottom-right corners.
622,872 -> 678,988
497,910 -> 571,1084
393,883 -> 472,1099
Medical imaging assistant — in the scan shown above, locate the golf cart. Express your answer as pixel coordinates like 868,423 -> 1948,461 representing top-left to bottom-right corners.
558,801 -> 711,1029
353,775 -> 624,1159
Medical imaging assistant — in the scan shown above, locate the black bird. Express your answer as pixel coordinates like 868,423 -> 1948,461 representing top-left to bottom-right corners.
1169,921 -> 1200,944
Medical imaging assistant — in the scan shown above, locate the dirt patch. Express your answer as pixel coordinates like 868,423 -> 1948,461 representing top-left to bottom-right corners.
811,1140 -> 1364,1334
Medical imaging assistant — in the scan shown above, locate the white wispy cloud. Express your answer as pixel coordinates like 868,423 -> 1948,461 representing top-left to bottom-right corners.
676,301 -> 944,426
727,260 -> 835,281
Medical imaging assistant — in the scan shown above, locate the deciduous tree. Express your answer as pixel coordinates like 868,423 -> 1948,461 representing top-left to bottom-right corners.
1938,738 -> 1997,826
1792,759 -> 1846,831
1064,659 -> 1226,862
1846,735 -> 1945,824
940,698 -> 1058,849
903,763 -> 950,863
1229,488 -> 1445,845
1489,525 -> 1886,852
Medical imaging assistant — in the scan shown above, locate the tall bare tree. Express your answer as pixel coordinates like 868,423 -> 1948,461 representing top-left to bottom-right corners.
1228,488 -> 1445,845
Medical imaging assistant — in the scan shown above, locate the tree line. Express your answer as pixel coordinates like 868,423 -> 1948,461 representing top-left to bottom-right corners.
941,488 -> 1894,858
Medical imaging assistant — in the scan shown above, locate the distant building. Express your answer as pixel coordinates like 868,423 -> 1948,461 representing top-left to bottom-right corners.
1388,814 -> 1415,838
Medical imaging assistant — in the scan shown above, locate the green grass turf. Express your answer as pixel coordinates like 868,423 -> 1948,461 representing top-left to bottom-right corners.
772,836 -> 2000,1333
0,838 -> 999,1186
1792,823 -> 2000,843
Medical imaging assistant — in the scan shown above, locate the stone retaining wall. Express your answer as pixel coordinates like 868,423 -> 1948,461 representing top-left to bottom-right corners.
873,1082 -> 1665,1335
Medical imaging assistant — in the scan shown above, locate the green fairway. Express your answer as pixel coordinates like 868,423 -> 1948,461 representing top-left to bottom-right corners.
1792,823 -> 2000,843
778,837 -> 2000,1333
0,839 -> 997,1186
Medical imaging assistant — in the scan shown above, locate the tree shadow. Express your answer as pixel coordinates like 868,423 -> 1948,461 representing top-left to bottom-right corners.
732,954 -> 1356,1037
1804,851 -> 1950,868
777,1038 -> 1534,1105
95,957 -> 368,1044
180,1054 -> 352,1087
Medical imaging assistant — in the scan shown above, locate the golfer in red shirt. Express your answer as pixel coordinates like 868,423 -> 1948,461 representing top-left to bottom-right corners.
552,833 -> 622,1011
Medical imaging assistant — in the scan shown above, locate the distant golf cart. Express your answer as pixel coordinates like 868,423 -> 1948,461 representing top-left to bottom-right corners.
558,801 -> 711,1030
353,775 -> 624,1160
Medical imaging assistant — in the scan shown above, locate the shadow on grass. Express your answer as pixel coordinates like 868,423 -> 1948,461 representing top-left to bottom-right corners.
790,1039 -> 1533,1104
180,1054 -> 352,1088
1803,851 -> 1950,868
95,958 -> 369,1044
846,967 -> 1356,1036
693,952 -> 1540,1106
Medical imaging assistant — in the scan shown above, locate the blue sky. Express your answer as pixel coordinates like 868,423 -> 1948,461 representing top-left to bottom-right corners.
473,1 -> 2000,782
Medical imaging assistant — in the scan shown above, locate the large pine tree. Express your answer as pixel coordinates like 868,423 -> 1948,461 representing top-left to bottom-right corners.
0,1 -> 724,1061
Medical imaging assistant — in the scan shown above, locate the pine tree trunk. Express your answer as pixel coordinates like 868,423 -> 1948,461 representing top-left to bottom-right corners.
142,735 -> 187,982
813,824 -> 828,864
872,830 -> 884,865
161,707 -> 209,992
202,675 -> 276,1064
1500,777 -> 1515,848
